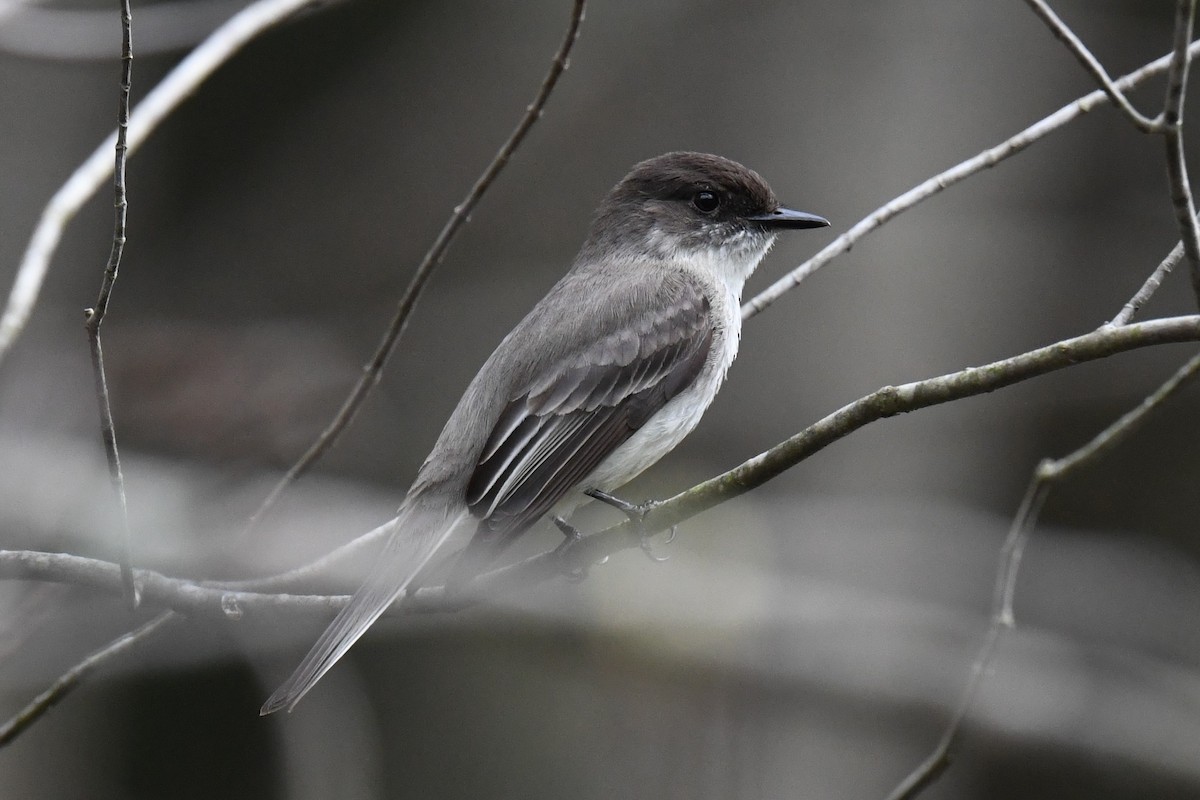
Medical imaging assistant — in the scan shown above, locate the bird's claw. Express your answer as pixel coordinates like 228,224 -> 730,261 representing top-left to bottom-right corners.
640,525 -> 676,562
551,515 -> 581,554
584,489 -> 675,564
552,515 -> 590,581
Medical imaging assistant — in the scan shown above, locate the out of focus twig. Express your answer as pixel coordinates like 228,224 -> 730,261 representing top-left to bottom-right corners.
884,349 -> 1200,800
241,0 -> 588,534
0,0 -> 322,367
0,611 -> 177,747
84,0 -> 137,609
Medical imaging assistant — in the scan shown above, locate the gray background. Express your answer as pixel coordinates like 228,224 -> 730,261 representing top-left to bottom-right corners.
0,1 -> 1198,798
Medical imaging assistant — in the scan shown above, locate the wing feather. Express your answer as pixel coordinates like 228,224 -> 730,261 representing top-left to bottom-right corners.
454,275 -> 715,584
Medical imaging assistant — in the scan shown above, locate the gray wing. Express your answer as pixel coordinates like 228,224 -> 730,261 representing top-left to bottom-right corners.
450,278 -> 713,582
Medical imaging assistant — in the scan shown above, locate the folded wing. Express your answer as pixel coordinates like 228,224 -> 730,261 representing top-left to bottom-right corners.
453,278 -> 714,580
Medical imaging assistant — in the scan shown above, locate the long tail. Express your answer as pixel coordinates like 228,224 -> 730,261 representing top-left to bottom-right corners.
260,495 -> 465,715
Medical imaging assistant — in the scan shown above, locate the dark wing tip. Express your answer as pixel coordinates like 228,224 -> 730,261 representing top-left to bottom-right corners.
260,686 -> 298,716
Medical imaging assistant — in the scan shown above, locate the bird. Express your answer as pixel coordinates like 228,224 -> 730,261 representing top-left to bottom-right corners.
260,151 -> 828,714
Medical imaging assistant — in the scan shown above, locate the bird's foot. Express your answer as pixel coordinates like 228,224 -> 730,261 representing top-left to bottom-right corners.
584,488 -> 676,563
552,515 -> 589,582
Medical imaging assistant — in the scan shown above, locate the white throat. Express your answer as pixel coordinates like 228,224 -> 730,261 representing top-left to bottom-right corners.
645,227 -> 776,298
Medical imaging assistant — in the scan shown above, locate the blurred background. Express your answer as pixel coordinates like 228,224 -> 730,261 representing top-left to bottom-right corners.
1,0 -> 1199,797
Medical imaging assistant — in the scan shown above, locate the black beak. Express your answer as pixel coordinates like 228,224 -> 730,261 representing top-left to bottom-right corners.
746,206 -> 830,230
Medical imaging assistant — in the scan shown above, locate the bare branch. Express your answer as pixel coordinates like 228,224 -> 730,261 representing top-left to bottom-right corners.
83,0 -> 133,335
883,474 -> 1047,800
661,316 -> 1200,530
1164,134 -> 1200,304
1111,240 -> 1185,325
1039,350 -> 1200,479
82,0 -> 137,609
84,333 -> 136,604
1023,0 -> 1163,132
241,519 -> 394,594
1161,0 -> 1200,305
0,502 -> 399,749
0,551 -> 346,620
241,0 -> 588,534
1163,0 -> 1197,129
0,0 -> 322,366
887,349 -> 1200,799
0,611 -> 176,747
743,39 -> 1200,320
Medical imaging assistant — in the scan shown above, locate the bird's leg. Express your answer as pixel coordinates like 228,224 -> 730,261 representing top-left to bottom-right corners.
551,515 -> 589,582
551,515 -> 582,553
584,488 -> 676,562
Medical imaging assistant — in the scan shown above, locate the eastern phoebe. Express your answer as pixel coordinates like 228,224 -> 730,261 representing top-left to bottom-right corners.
261,151 -> 828,714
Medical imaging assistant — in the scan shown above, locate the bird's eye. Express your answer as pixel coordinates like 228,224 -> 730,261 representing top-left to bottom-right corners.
692,190 -> 720,213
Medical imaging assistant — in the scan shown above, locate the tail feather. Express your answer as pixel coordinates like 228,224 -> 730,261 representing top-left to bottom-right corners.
260,497 -> 465,715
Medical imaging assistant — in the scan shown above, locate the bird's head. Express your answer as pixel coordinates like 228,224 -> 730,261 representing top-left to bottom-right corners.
581,151 -> 828,280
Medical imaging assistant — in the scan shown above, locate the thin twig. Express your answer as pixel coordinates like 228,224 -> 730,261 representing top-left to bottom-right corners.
886,349 -> 1200,800
240,0 -> 588,534
0,0 -> 322,367
83,0 -> 137,609
0,611 -> 177,747
1022,0 -> 1198,307
1162,0 -> 1200,305
883,476 -> 1047,800
1162,130 -> 1199,281
1163,0 -> 1197,130
743,39 -> 1200,320
1023,0 -> 1200,309
1039,350 -> 1200,478
1023,0 -> 1163,132
1111,240 -> 1185,325
236,518 -> 394,594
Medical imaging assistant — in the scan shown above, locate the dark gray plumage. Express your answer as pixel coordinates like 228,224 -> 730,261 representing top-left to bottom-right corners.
261,152 -> 828,715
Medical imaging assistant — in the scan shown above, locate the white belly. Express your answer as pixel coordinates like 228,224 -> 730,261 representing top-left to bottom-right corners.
574,278 -> 742,500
